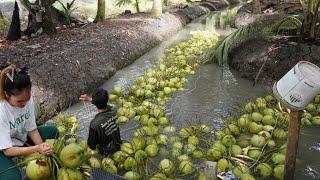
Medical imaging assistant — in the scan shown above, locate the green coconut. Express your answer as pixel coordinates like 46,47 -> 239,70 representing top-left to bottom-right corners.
305,103 -> 316,112
263,125 -> 274,132
184,144 -> 197,154
102,157 -> 117,174
239,173 -> 255,180
251,135 -> 266,147
59,143 -> 85,169
58,167 -> 84,180
121,143 -> 134,155
131,137 -> 145,151
177,154 -> 190,162
273,129 -> 287,139
248,122 -> 263,134
238,117 -> 249,128
244,102 -> 255,113
217,158 -> 231,171
274,165 -> 284,180
113,151 -> 129,163
163,126 -> 176,134
146,137 -> 157,146
178,128 -> 191,138
233,165 -> 250,177
26,159 -> 50,180
251,112 -> 263,122
212,141 -> 227,153
149,173 -> 168,180
145,144 -> 159,157
263,108 -> 275,116
237,135 -> 251,148
116,116 -> 129,124
144,126 -> 159,136
178,160 -> 196,175
207,148 -> 222,161
272,153 -> 285,164
134,150 -> 148,164
123,171 -> 140,180
230,145 -> 242,156
267,139 -> 276,148
188,136 -> 199,146
158,159 -> 175,175
215,130 -> 226,140
156,134 -> 168,145
173,141 -> 184,149
262,115 -> 275,126
124,157 -> 138,170
258,131 -> 271,139
158,117 -> 169,126
248,149 -> 262,159
222,135 -> 236,147
312,116 -> 320,125
192,150 -> 204,158
88,157 -> 101,168
199,124 -> 211,133
228,124 -> 240,136
265,95 -> 276,103
256,163 -> 272,177
170,148 -> 182,158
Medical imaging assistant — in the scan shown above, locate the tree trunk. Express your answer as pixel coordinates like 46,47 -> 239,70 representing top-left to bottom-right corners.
163,0 -> 169,7
301,1 -> 319,40
134,0 -> 141,13
94,0 -> 105,23
20,0 -> 57,35
40,0 -> 57,35
252,0 -> 262,14
7,1 -> 21,41
151,0 -> 162,17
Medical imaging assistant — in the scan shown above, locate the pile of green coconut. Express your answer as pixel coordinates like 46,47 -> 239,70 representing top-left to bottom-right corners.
20,30 -> 320,180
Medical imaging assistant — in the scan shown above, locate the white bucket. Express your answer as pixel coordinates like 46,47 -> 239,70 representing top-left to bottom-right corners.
273,61 -> 320,110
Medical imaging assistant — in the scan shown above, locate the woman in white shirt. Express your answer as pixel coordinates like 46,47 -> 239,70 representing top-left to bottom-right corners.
0,64 -> 58,180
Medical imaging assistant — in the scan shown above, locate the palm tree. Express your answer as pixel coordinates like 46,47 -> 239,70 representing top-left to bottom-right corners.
252,0 -> 262,14
94,0 -> 105,23
150,0 -> 162,17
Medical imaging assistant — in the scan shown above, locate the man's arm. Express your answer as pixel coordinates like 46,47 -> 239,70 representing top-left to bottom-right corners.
87,127 -> 99,150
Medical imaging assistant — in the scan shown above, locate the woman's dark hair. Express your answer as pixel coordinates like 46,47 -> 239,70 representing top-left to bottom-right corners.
0,65 -> 31,100
92,88 -> 109,109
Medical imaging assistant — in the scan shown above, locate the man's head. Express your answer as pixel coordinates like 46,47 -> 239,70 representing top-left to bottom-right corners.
92,88 -> 109,110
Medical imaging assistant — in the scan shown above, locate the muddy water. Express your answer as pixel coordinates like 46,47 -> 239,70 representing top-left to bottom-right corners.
59,6 -> 319,179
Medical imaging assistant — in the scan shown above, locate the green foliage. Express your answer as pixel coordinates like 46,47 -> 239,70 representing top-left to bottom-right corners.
0,11 -> 8,37
56,0 -> 78,25
115,0 -> 141,12
212,25 -> 260,66
115,0 -> 132,7
300,0 -> 320,40
270,15 -> 303,34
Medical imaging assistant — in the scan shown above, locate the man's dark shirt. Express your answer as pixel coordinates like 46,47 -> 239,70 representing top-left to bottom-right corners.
87,106 -> 122,155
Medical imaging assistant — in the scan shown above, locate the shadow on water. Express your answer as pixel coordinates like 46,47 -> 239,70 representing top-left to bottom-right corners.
59,5 -> 319,179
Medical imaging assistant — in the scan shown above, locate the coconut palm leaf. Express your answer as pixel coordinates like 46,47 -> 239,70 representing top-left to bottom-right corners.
115,0 -> 132,7
212,25 -> 260,66
271,15 -> 303,34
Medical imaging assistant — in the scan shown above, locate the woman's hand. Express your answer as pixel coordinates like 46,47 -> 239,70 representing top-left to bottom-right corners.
79,94 -> 92,102
37,143 -> 53,155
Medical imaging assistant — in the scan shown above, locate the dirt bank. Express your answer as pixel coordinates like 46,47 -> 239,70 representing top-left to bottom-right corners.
0,1 -> 233,122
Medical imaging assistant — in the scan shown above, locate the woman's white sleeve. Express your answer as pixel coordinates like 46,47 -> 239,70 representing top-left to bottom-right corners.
25,97 -> 37,132
0,110 -> 13,150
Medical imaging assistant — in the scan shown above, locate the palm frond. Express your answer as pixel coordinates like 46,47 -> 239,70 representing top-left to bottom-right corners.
212,25 -> 260,66
115,0 -> 132,7
271,15 -> 303,34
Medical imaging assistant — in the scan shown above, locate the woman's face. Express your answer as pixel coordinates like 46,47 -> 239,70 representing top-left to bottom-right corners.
7,89 -> 31,108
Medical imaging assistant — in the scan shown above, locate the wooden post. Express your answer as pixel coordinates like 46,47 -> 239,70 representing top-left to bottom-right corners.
284,110 -> 302,180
